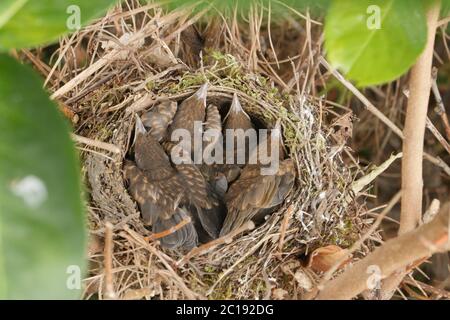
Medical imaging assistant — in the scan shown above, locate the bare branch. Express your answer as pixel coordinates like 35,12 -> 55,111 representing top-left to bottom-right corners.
316,203 -> 450,300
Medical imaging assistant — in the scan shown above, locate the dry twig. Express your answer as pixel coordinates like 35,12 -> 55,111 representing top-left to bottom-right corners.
431,67 -> 450,141
144,216 -> 192,242
71,133 -> 121,154
178,221 -> 255,266
104,222 -> 117,299
317,202 -> 450,300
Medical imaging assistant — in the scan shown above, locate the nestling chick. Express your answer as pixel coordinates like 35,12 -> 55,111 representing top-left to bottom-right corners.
124,115 -> 198,249
220,120 -> 295,236
141,100 -> 177,142
223,93 -> 255,166
163,85 -> 226,241
167,83 -> 208,158
221,94 -> 256,184
202,104 -> 228,196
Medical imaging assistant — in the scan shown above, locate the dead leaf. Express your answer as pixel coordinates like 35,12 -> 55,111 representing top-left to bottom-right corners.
294,269 -> 313,291
272,288 -> 288,300
308,245 -> 351,272
332,112 -> 353,145
122,287 -> 157,300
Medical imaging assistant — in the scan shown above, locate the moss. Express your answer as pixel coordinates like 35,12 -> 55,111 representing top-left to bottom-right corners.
146,80 -> 156,91
204,265 -> 216,273
329,218 -> 358,247
166,50 -> 291,119
209,281 -> 234,300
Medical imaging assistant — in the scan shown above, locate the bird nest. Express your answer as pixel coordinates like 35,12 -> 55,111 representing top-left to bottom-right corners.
49,4 -> 367,299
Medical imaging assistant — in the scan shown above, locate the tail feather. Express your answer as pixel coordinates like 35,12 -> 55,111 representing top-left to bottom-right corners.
186,183 -> 226,240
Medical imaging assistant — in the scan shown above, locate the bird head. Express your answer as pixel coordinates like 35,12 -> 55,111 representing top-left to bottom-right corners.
133,114 -> 170,170
224,93 -> 251,122
132,113 -> 147,148
193,82 -> 208,108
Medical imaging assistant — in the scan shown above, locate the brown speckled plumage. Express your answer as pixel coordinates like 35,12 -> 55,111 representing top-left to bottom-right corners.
167,84 -> 208,158
141,100 -> 177,142
124,116 -> 198,249
220,121 -> 295,236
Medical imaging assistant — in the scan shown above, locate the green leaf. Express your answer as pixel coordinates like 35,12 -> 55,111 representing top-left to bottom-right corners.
0,54 -> 86,299
324,0 -> 427,86
0,0 -> 117,50
442,0 -> 450,16
165,0 -> 330,20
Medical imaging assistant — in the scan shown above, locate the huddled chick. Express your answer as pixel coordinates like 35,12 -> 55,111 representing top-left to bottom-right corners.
124,83 -> 295,250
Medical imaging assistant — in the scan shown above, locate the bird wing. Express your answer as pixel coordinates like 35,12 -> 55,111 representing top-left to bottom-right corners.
220,161 -> 295,236
141,101 -> 177,142
175,164 -> 212,207
220,166 -> 279,235
123,161 -> 182,224
175,163 -> 226,239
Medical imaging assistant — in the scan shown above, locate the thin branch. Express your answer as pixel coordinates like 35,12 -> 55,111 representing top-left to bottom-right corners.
437,16 -> 450,27
431,67 -> 450,141
318,191 -> 402,288
319,56 -> 450,176
144,216 -> 191,242
316,203 -> 450,300
177,221 -> 255,266
319,57 -> 402,137
103,222 -> 116,299
71,133 -> 121,154
403,88 -> 450,156
399,0 -> 440,234
384,0 -> 441,299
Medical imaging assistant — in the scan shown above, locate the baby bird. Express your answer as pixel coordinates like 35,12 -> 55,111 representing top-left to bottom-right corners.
223,93 -> 255,166
124,160 -> 198,249
202,104 -> 228,196
221,94 -> 255,184
124,115 -> 197,249
220,120 -> 295,236
141,100 -> 177,142
163,85 -> 226,241
167,83 -> 208,158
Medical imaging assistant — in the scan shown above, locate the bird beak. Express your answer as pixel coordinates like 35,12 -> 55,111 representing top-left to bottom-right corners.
231,93 -> 243,113
194,83 -> 208,106
273,119 -> 282,139
224,93 -> 250,122
134,114 -> 147,136
132,114 -> 147,148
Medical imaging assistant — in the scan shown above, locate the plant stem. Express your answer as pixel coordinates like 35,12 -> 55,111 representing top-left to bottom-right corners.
379,0 -> 441,299
399,0 -> 440,234
316,1 -> 442,300
316,203 -> 450,300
